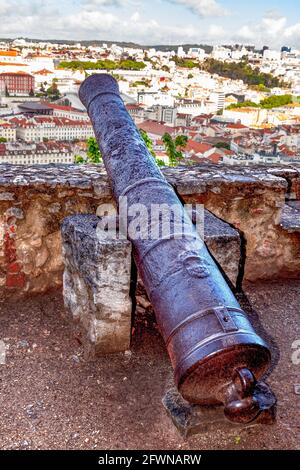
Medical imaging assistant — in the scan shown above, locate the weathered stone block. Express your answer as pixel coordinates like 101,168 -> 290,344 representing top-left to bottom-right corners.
280,202 -> 300,233
204,210 -> 241,287
62,215 -> 132,356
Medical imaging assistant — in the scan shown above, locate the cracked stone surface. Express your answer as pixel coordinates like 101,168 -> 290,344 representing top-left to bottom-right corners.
62,215 -> 132,356
280,203 -> 300,233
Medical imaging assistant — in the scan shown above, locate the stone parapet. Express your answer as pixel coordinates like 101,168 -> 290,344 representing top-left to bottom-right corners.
0,163 -> 299,294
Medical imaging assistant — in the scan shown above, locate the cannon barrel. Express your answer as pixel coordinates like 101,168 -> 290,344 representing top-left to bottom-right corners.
79,74 -> 272,423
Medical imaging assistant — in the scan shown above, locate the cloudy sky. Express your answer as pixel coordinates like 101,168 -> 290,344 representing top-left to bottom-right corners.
0,0 -> 299,48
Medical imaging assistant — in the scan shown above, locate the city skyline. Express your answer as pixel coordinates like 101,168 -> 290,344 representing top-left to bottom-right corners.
0,0 -> 299,48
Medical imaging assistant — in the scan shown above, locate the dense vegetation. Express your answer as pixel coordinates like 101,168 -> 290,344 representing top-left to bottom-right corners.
215,142 -> 231,150
227,94 -> 293,110
171,57 -> 199,69
59,59 -> 146,71
203,59 -> 286,89
131,80 -> 151,88
162,133 -> 188,166
260,94 -> 293,108
75,137 -> 102,164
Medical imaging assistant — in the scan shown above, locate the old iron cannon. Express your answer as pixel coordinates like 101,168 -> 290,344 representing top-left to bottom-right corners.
79,74 -> 275,424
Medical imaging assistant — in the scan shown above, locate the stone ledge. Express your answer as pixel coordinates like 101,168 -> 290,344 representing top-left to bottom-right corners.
0,162 -> 296,192
280,202 -> 300,233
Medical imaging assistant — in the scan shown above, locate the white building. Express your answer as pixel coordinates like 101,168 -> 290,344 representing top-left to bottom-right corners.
138,92 -> 174,107
188,48 -> 205,61
177,47 -> 185,58
210,91 -> 225,111
224,107 -> 268,127
212,46 -> 231,61
263,49 -> 281,63
0,142 -> 74,164
0,122 -> 16,141
13,116 -> 94,142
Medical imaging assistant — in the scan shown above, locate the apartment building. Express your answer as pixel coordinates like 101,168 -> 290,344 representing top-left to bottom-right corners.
0,122 -> 16,141
0,72 -> 35,96
11,116 -> 94,142
46,103 -> 90,122
0,141 -> 74,165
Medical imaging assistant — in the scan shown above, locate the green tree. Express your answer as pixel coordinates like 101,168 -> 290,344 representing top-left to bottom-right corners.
75,137 -> 102,165
216,142 -> 230,150
140,129 -> 165,167
227,100 -> 259,110
250,84 -> 271,92
171,56 -> 198,69
0,137 -> 7,143
46,81 -> 61,101
162,133 -> 188,166
174,135 -> 188,151
59,59 -> 146,72
227,94 -> 293,110
86,137 -> 102,163
203,58 -> 288,89
140,129 -> 155,157
260,94 -> 293,108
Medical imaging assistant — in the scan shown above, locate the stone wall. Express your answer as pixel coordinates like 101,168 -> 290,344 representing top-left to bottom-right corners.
0,163 -> 300,294
0,165 -> 112,294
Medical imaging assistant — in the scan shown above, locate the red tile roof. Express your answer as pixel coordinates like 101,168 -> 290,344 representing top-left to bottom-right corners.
208,152 -> 222,164
45,103 -> 83,113
139,120 -> 174,137
185,140 -> 213,154
226,123 -> 248,129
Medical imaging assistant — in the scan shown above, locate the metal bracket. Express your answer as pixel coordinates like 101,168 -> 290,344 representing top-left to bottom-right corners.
214,307 -> 239,333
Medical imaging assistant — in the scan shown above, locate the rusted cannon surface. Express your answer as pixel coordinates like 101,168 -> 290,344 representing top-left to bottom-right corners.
79,74 -> 275,424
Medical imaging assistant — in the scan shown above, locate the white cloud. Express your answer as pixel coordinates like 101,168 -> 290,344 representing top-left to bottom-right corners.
169,0 -> 227,17
83,0 -> 127,7
131,12 -> 140,22
0,0 -> 212,43
0,1 -> 300,48
261,15 -> 287,36
234,12 -> 300,47
207,24 -> 225,38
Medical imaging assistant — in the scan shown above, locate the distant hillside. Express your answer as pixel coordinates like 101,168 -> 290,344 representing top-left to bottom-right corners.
0,37 -> 213,53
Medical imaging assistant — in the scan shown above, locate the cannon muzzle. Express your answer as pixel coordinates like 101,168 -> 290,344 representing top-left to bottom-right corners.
79,74 -> 273,424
